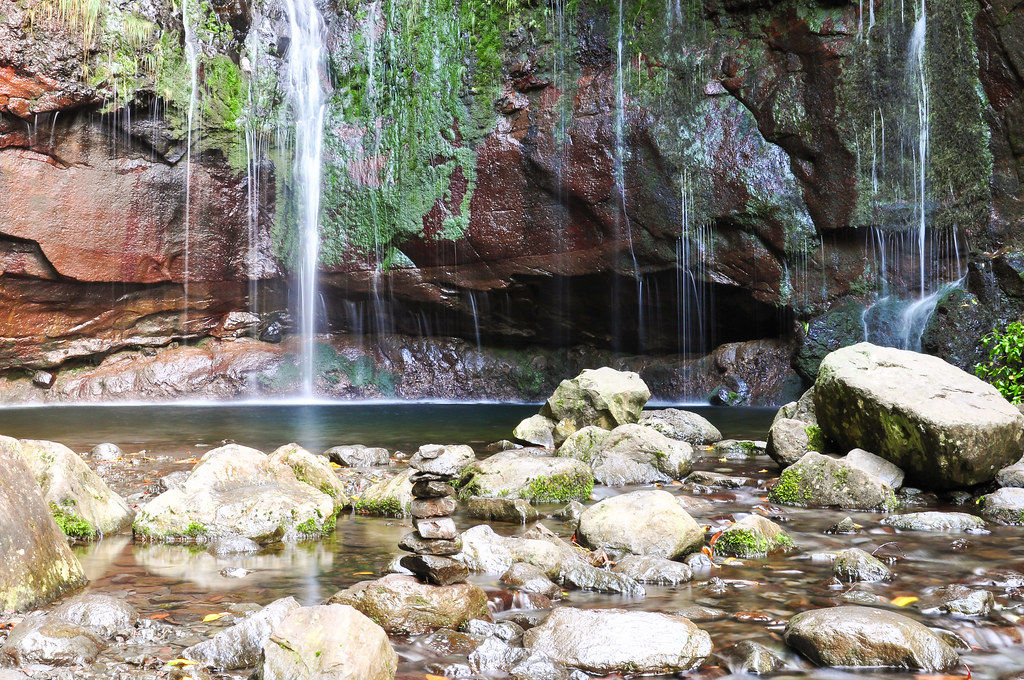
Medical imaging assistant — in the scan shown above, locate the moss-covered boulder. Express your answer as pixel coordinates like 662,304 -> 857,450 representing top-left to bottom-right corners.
794,302 -> 867,382
0,437 -> 87,612
354,469 -> 414,517
269,443 -> 350,508
713,515 -> 794,558
577,490 -> 704,559
767,452 -> 897,511
765,418 -> 822,468
814,343 -> 1024,489
539,367 -> 651,433
458,451 -> 593,502
133,444 -> 336,543
18,439 -> 134,540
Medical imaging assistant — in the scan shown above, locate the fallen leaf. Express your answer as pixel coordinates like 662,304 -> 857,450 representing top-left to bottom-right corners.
166,658 -> 198,667
202,612 -> 230,623
426,675 -> 453,680
150,613 -> 171,620
891,596 -> 919,607
329,462 -> 341,469
352,571 -> 374,576
708,530 -> 724,548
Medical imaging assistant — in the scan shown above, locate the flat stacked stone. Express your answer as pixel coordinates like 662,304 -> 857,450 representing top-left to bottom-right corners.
399,445 -> 473,586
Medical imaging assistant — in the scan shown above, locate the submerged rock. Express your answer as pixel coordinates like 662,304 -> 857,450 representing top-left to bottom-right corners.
559,423 -> 694,486
784,606 -> 959,671
832,548 -> 893,583
459,451 -> 593,502
714,515 -> 794,558
133,444 -> 336,543
881,512 -> 987,533
326,574 -> 489,635
640,408 -> 722,445
814,343 -> 1024,489
254,604 -> 397,680
355,469 -> 414,517
522,607 -> 711,675
727,640 -> 785,674
500,562 -> 562,598
918,585 -> 994,617
712,439 -> 766,458
767,452 -> 897,511
186,597 -> 300,669
577,490 -> 704,559
0,436 -> 88,612
539,367 -> 650,433
18,438 -> 134,539
323,444 -> 390,467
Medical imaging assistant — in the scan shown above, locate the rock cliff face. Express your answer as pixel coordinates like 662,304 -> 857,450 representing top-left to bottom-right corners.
0,0 -> 1019,402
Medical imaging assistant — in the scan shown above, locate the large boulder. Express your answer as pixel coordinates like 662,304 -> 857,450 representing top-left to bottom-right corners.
814,343 -> 1024,489
133,444 -> 337,543
559,424 -> 693,486
523,608 -> 711,675
640,409 -> 722,445
185,597 -> 300,669
50,593 -> 139,637
254,604 -> 396,680
459,451 -> 593,502
0,614 -> 104,666
767,452 -> 897,511
765,418 -> 820,468
577,490 -> 704,558
513,415 -> 557,448
457,525 -> 565,577
326,574 -> 489,635
269,444 -> 350,507
354,469 -> 414,516
784,606 -> 959,671
0,437 -> 87,611
540,368 -> 651,433
18,439 -> 134,539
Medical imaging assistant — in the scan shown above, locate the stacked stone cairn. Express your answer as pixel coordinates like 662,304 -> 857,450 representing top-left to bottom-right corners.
399,445 -> 469,586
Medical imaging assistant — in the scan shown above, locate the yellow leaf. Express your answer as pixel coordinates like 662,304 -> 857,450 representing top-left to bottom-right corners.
330,462 -> 341,469
167,658 -> 198,667
891,596 -> 918,607
202,612 -> 230,623
352,571 -> 374,576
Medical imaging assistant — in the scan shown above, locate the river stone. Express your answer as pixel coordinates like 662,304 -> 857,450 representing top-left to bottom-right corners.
577,490 -> 704,558
881,512 -> 987,533
323,444 -> 390,467
640,408 -> 722,445
457,525 -> 564,577
185,597 -> 300,669
767,452 -> 898,511
523,607 -> 711,675
539,367 -> 651,433
713,439 -> 766,458
19,439 -> 134,538
51,593 -> 138,637
728,640 -> 785,674
566,423 -> 694,486
327,573 -> 489,635
980,487 -> 1024,524
843,448 -> 905,490
996,456 -> 1024,487
784,606 -> 960,671
355,468 -> 414,516
411,496 -> 457,518
766,418 -> 816,468
465,496 -> 539,524
0,613 -> 105,665
269,443 -> 350,507
399,531 -> 461,555
514,415 -> 557,448
459,451 -> 593,502
254,604 -> 396,680
714,515 -> 794,558
133,444 -> 336,543
500,562 -> 562,598
833,548 -> 893,582
0,436 -> 88,612
612,555 -> 693,585
411,444 -> 476,476
89,442 -> 123,461
775,388 -> 818,426
559,561 -> 645,596
556,426 -> 611,463
814,343 -> 1024,489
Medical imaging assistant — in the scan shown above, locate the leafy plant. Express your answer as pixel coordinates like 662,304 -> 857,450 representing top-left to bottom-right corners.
976,321 -> 1024,403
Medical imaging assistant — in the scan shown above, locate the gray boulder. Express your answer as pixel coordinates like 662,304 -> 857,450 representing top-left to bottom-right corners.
832,548 -> 893,583
354,469 -> 414,517
784,606 -> 959,671
323,444 -> 390,467
465,496 -> 539,524
640,408 -> 722,445
559,424 -> 693,486
459,451 -> 593,502
814,343 -> 1024,489
918,585 -> 994,617
766,418 -> 818,468
0,436 -> 88,612
457,525 -> 564,577
51,593 -> 138,637
612,555 -> 693,585
577,490 -> 704,558
270,443 -> 350,507
727,641 -> 785,674
500,562 -> 562,598
539,367 -> 651,433
523,607 -> 711,675
0,614 -> 104,666
513,415 -> 557,448
843,448 -> 905,490
881,512 -> 987,533
254,604 -> 396,680
980,487 -> 1024,525
410,444 -> 477,476
996,456 -> 1024,487
185,597 -> 300,669
767,452 -> 897,511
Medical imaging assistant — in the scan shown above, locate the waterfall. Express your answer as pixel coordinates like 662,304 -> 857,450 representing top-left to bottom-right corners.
908,3 -> 929,296
282,0 -> 328,397
181,0 -> 199,334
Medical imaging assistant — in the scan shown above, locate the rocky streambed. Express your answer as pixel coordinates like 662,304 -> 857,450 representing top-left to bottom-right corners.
1,347 -> 1024,679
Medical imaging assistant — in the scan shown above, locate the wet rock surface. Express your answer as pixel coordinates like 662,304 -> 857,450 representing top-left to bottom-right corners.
577,490 -> 704,559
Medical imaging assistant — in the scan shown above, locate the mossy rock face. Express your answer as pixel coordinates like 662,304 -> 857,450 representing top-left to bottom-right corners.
814,343 -> 1024,490
713,515 -> 794,559
354,469 -> 414,517
767,452 -> 897,511
540,368 -> 651,433
794,303 -> 866,383
459,451 -> 594,503
980,487 -> 1024,525
269,443 -> 351,509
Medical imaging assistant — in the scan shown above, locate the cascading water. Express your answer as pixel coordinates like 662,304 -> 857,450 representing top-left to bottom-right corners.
181,0 -> 199,334
281,0 -> 328,397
